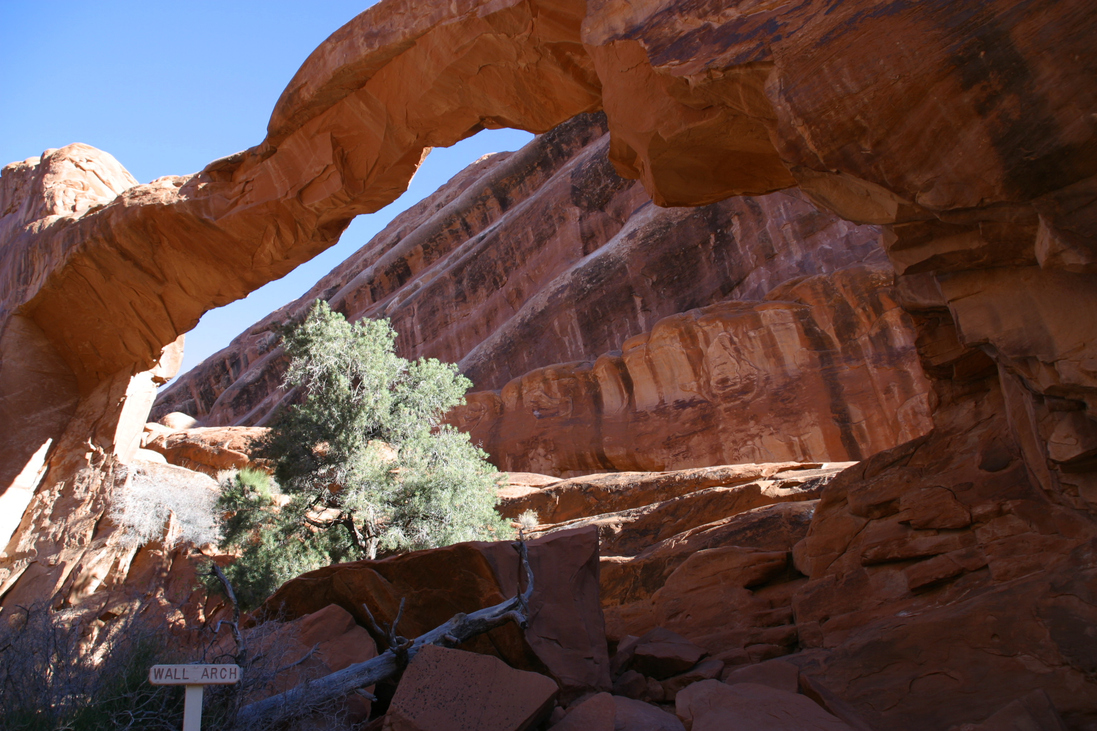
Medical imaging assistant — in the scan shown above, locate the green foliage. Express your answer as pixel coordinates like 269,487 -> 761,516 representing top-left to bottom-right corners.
216,301 -> 510,609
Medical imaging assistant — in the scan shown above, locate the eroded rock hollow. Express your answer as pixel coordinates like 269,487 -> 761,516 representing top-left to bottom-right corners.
2,0 -> 1096,727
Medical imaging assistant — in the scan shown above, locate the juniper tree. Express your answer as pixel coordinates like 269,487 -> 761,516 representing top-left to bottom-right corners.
217,301 -> 509,608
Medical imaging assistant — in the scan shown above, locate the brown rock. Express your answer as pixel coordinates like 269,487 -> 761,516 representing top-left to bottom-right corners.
630,628 -> 705,680
540,467 -> 830,557
600,499 -> 818,660
262,527 -> 610,699
142,425 -> 268,476
786,387 -> 1097,729
156,121 -> 926,478
674,681 -> 854,731
383,645 -> 557,731
241,604 -> 377,722
952,689 -> 1068,731
723,659 -> 800,695
455,264 -> 931,475
610,634 -> 641,677
551,692 -> 684,731
499,463 -> 810,523
2,9 -> 1097,731
611,670 -> 647,701
660,658 -> 724,700
158,412 -> 198,430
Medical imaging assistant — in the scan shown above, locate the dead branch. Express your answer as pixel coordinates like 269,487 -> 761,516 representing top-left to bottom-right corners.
209,562 -> 247,668
236,541 -> 535,727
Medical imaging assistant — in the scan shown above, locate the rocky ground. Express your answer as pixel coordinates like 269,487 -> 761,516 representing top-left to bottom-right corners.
118,416 -> 1097,729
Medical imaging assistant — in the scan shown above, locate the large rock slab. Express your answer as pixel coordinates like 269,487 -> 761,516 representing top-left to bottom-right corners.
786,387 -> 1097,729
141,424 -> 268,476
262,527 -> 610,700
499,463 -> 812,523
551,692 -> 684,731
383,645 -> 557,731
675,681 -> 854,731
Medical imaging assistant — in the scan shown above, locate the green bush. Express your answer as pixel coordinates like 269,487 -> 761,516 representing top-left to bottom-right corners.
216,301 -> 511,609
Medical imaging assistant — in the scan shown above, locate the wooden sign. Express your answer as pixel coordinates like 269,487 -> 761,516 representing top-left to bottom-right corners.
149,664 -> 241,685
149,664 -> 241,731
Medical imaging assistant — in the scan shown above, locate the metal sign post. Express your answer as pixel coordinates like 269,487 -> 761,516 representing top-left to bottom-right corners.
149,664 -> 241,731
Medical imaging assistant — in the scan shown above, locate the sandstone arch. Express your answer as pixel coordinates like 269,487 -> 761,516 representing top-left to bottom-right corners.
1,6 -> 1096,720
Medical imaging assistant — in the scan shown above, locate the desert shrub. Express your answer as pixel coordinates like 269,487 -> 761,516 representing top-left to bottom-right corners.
110,463 -> 220,548
0,605 -> 185,731
0,600 -> 351,731
215,300 -> 511,609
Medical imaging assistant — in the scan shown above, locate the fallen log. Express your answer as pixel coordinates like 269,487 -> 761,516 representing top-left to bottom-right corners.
235,541 -> 534,727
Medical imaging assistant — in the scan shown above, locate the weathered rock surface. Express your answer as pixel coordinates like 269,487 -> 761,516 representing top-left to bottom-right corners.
781,384 -> 1097,730
383,645 -> 557,731
263,526 -> 610,700
529,466 -> 830,557
141,424 -> 268,476
953,690 -> 1069,731
550,692 -> 684,731
455,263 -> 931,474
675,680 -> 854,731
153,117 -> 927,476
628,627 -> 706,681
498,462 -> 812,523
240,603 -> 378,723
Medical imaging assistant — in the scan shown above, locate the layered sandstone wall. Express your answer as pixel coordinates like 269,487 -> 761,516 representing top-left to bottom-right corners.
456,264 -> 931,474
153,115 -> 930,474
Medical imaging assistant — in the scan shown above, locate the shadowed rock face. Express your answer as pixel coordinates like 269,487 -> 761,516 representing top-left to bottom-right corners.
153,115 -> 931,474
1,1 -> 1096,726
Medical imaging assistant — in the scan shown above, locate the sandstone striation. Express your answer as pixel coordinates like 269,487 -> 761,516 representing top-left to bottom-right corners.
153,115 -> 926,476
453,263 -> 931,474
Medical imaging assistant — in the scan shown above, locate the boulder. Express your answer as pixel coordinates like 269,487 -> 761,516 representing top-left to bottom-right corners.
629,628 -> 705,680
722,659 -> 800,695
674,681 -> 854,731
239,603 -> 378,723
263,527 -> 610,700
660,658 -> 725,701
158,412 -> 198,430
951,689 -> 1068,731
142,425 -> 268,476
551,692 -> 684,731
383,645 -> 557,731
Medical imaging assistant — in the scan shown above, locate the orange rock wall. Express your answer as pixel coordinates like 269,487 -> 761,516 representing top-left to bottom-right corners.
455,264 -> 931,474
154,116 -> 929,474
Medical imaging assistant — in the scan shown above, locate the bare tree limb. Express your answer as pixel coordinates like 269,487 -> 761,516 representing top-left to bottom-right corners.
209,562 -> 246,668
236,541 -> 534,727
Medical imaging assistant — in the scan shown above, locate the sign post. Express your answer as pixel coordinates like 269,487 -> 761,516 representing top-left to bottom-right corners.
149,664 -> 241,731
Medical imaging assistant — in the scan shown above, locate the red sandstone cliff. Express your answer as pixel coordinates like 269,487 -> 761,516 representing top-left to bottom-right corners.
152,115 -> 932,474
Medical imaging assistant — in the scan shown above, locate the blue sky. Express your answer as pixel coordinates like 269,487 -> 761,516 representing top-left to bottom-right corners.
0,2 -> 533,379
